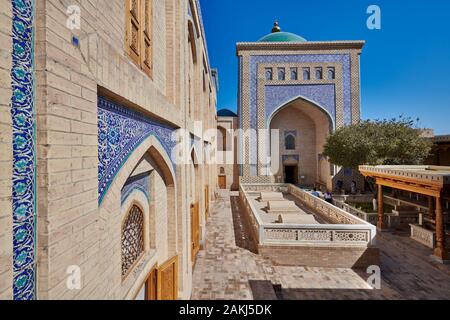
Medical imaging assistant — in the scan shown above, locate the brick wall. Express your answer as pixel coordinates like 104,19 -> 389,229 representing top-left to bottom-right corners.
258,245 -> 380,269
0,0 -> 217,300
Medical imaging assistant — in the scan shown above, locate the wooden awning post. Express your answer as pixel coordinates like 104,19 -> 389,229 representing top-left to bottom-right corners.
377,183 -> 385,230
434,196 -> 448,261
428,196 -> 435,220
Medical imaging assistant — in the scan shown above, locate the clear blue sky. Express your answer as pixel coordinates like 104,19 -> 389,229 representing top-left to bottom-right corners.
200,0 -> 450,134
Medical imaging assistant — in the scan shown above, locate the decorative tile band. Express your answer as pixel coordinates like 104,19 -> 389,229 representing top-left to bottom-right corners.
282,155 -> 300,162
11,0 -> 36,300
98,96 -> 177,204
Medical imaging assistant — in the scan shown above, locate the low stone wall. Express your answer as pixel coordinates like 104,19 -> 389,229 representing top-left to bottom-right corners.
259,245 -> 379,269
410,224 -> 436,249
239,184 -> 379,269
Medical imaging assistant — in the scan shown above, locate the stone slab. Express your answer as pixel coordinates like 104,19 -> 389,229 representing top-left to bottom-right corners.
259,192 -> 284,202
267,200 -> 301,213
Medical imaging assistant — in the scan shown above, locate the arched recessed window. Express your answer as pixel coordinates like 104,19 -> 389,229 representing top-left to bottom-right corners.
327,67 -> 335,80
302,67 -> 310,80
277,68 -> 285,80
265,68 -> 273,81
218,127 -> 227,151
315,67 -> 323,80
285,135 -> 296,150
290,68 -> 298,80
122,205 -> 145,277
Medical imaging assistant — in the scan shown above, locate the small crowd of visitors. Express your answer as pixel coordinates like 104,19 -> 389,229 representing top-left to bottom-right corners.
310,180 -> 361,205
311,187 -> 334,204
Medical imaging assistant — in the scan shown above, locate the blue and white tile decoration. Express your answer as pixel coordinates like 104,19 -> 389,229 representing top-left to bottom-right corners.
98,96 -> 177,205
282,155 -> 300,162
11,0 -> 36,300
265,84 -> 336,123
248,54 -> 352,129
284,130 -> 297,138
121,173 -> 150,205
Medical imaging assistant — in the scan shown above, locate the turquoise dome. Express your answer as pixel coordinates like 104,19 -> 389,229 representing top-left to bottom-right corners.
258,31 -> 307,43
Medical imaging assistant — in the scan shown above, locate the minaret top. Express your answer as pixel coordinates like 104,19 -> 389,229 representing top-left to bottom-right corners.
272,21 -> 281,33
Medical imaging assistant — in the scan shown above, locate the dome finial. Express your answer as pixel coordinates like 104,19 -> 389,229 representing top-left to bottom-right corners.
272,20 -> 281,33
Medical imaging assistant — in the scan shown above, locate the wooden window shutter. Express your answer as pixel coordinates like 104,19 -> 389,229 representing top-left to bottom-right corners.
141,0 -> 152,76
126,0 -> 141,66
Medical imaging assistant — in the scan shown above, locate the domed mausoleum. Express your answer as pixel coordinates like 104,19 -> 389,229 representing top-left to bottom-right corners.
235,22 -> 365,191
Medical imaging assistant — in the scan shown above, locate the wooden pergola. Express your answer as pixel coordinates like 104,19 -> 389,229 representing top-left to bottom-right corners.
360,165 -> 450,262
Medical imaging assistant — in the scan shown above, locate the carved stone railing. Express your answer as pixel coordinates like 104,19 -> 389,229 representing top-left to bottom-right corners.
261,224 -> 372,245
286,184 -> 366,225
410,224 -> 436,249
334,200 -> 379,225
240,184 -> 377,247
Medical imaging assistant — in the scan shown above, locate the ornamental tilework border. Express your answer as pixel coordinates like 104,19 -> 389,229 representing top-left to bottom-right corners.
98,96 -> 177,205
11,0 -> 36,300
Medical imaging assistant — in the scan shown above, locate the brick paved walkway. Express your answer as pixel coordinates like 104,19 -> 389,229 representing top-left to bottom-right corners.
191,193 -> 450,300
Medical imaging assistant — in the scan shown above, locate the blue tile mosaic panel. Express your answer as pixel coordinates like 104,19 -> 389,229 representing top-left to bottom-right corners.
265,84 -> 336,124
11,0 -> 36,300
98,97 -> 177,205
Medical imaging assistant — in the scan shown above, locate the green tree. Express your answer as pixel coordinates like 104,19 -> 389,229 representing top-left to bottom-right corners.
323,117 -> 433,169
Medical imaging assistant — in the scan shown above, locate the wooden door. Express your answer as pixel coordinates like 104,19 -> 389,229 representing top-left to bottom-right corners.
144,267 -> 157,300
205,186 -> 209,220
218,175 -> 226,189
191,203 -> 200,263
157,256 -> 178,300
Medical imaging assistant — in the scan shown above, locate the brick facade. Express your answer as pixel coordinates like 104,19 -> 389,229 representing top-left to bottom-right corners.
0,0 -> 218,300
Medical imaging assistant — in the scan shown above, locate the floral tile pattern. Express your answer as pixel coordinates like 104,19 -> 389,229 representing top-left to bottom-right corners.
11,0 -> 36,300
97,96 -> 177,204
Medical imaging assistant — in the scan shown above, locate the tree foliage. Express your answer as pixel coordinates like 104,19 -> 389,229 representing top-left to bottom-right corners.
323,117 -> 433,169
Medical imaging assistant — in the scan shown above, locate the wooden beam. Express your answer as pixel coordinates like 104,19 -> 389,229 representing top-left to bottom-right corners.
360,170 -> 444,189
375,177 -> 441,198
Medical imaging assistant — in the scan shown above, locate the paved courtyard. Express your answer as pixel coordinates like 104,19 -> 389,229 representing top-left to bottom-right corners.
191,193 -> 450,300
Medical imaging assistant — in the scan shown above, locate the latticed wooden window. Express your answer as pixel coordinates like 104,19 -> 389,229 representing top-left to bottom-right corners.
122,205 -> 145,277
125,0 -> 152,77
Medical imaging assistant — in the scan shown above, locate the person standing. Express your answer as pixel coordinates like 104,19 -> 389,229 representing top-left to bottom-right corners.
311,188 -> 320,198
324,191 -> 333,204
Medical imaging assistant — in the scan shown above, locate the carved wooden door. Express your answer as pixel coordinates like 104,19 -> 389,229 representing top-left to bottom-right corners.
218,175 -> 226,189
205,186 -> 209,220
191,203 -> 200,263
157,256 -> 178,300
144,267 -> 157,300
